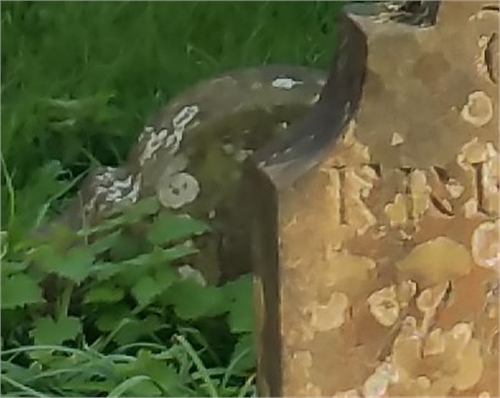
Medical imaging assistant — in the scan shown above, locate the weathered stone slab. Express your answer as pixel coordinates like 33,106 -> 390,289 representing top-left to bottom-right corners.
37,65 -> 327,282
246,1 -> 499,396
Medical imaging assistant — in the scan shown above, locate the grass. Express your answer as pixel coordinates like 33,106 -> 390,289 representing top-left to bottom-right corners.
1,2 -> 346,396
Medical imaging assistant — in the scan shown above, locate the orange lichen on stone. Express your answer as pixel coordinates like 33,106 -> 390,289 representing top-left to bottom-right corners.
391,132 -> 404,146
423,328 -> 446,356
410,169 -> 431,221
445,177 -> 465,199
344,167 -> 378,235
367,286 -> 400,327
323,251 -> 376,297
389,321 -> 484,396
482,143 -> 500,214
384,193 -> 407,226
471,219 -> 500,271
332,120 -> 371,166
460,91 -> 493,127
458,139 -> 499,216
458,137 -> 490,164
416,282 -> 449,333
308,291 -> 350,331
333,389 -> 360,398
285,351 -> 324,396
362,362 -> 399,398
396,280 -> 417,308
396,237 -> 473,287
287,351 -> 313,394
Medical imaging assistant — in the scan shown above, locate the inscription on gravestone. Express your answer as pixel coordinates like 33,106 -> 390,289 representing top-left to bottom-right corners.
245,1 -> 499,397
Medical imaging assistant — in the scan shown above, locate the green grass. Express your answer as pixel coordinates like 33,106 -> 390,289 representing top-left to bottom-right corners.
2,1 -> 344,209
1,2 -> 346,396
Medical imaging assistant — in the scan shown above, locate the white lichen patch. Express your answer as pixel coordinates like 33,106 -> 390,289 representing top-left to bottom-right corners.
139,128 -> 169,166
251,81 -> 263,90
178,264 -> 206,286
367,286 -> 400,327
391,132 -> 404,146
309,291 -> 349,331
157,171 -> 200,209
460,91 -> 493,127
271,77 -> 303,89
138,125 -> 155,143
221,143 -> 235,155
173,105 -> 199,132
169,105 -> 199,153
471,219 -> 500,270
310,93 -> 320,104
139,105 -> 199,167
85,167 -> 141,214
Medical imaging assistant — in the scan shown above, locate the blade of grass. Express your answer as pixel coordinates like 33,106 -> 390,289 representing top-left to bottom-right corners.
0,374 -> 49,398
174,334 -> 218,398
106,375 -> 151,398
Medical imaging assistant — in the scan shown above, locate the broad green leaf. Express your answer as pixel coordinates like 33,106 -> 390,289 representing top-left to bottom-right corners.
223,275 -> 254,333
229,333 -> 256,374
91,261 -> 125,281
8,160 -> 68,238
153,266 -> 178,289
126,349 -> 183,396
123,196 -> 160,222
88,229 -> 122,256
84,283 -> 124,304
1,260 -> 29,277
113,315 -> 162,345
1,273 -> 45,309
30,316 -> 82,345
131,275 -> 163,307
95,305 -> 129,332
50,246 -> 95,283
109,234 -> 144,262
148,213 -> 209,246
121,244 -> 197,269
166,280 -> 226,320
161,242 -> 199,262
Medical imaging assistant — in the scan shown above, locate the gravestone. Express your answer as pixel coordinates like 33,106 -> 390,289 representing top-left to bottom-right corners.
245,1 -> 499,396
39,65 -> 327,283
